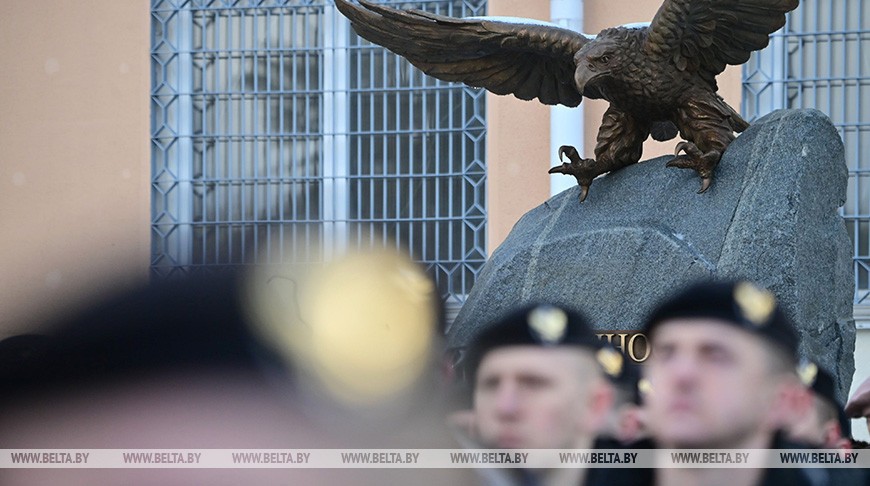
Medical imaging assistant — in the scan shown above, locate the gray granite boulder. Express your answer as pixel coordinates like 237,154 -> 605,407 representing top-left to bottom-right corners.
448,109 -> 855,401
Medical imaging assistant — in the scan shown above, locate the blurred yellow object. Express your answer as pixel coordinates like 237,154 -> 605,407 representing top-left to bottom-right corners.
248,248 -> 438,406
733,281 -> 776,326
596,346 -> 624,378
527,305 -> 568,344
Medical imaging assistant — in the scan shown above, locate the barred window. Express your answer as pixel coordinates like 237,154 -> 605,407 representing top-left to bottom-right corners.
743,0 -> 870,304
150,0 -> 487,308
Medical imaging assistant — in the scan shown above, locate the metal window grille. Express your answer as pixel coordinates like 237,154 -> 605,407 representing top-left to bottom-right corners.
743,0 -> 870,303
150,0 -> 487,308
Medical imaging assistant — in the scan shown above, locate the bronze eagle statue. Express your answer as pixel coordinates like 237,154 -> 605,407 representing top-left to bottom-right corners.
334,0 -> 799,202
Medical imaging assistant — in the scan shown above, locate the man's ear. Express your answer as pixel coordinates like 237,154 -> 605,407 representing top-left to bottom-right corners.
582,379 -> 614,435
618,406 -> 645,444
768,379 -> 813,431
822,421 -> 851,450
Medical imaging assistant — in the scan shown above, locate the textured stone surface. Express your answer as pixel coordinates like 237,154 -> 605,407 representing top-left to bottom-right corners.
448,109 -> 855,401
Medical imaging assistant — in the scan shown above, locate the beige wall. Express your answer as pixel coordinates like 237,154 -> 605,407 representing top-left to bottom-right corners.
0,1 -> 151,337
485,0 -> 743,252
485,0 -> 553,251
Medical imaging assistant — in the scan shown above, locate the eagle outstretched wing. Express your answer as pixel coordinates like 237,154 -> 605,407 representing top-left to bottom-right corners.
644,0 -> 798,88
334,0 -> 591,106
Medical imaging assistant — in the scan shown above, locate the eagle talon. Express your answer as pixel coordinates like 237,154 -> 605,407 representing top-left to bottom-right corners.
667,141 -> 721,194
548,163 -> 570,175
674,141 -> 688,156
558,145 -> 582,164
665,155 -> 692,169
674,141 -> 703,158
547,162 -> 571,174
549,145 -> 601,203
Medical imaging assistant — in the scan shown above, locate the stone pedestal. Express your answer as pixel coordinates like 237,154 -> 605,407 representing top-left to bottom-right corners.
448,109 -> 855,400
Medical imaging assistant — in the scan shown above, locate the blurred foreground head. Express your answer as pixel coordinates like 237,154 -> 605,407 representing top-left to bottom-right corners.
642,280 -> 804,449
458,304 -> 613,450
248,248 -> 442,413
1,247 -> 474,485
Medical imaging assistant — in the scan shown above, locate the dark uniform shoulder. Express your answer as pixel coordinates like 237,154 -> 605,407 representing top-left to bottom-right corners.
760,434 -> 868,486
585,437 -> 655,486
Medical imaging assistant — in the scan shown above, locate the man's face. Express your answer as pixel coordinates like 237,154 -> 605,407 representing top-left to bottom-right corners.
473,346 -> 602,449
645,319 -> 786,448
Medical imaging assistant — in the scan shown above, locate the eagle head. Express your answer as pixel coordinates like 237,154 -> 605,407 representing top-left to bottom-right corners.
573,37 -> 622,100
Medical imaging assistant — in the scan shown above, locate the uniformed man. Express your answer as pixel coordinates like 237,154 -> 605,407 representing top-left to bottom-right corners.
456,303 -> 614,486
788,361 -> 853,449
606,279 -> 864,486
598,360 -> 648,445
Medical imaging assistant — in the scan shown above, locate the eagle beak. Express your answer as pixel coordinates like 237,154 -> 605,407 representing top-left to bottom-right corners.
574,67 -> 594,94
574,67 -> 604,98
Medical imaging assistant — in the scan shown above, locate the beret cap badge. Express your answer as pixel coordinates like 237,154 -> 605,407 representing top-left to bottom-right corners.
797,361 -> 819,387
527,305 -> 568,345
596,347 -> 624,378
638,378 -> 653,397
733,281 -> 776,326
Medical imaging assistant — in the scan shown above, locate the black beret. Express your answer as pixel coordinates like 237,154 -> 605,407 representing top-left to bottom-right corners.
462,303 -> 600,382
643,280 -> 799,362
0,270 -> 278,397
